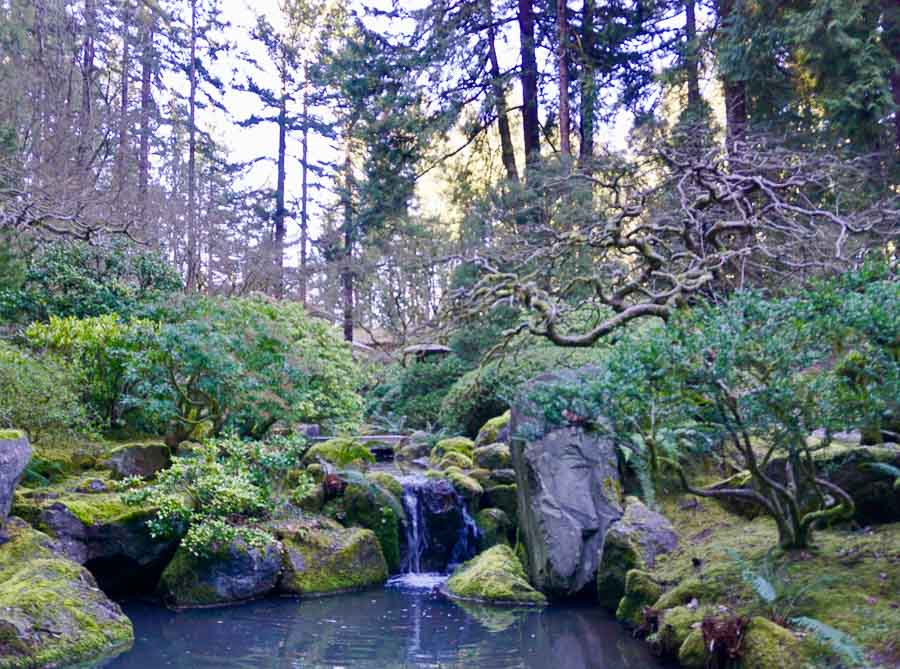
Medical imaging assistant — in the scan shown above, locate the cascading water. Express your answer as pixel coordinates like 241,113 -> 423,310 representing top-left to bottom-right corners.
389,475 -> 479,588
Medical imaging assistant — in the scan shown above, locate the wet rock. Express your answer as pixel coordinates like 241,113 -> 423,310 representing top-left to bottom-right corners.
446,470 -> 483,511
0,518 -> 133,667
158,536 -> 282,608
473,443 -> 511,470
476,411 -> 511,447
596,497 -> 678,611
489,468 -> 517,485
276,518 -> 387,596
417,478 -> 469,571
475,508 -> 513,550
511,368 -> 623,598
324,480 -> 404,573
482,482 -> 517,519
446,544 -> 547,606
101,442 -> 171,480
0,430 -> 30,529
12,480 -> 174,569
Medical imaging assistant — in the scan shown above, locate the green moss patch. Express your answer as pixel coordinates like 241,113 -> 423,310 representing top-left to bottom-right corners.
0,520 -> 133,669
446,545 -> 547,606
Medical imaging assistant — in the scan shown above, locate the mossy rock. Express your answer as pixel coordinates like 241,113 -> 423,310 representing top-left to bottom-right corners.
436,451 -> 474,470
157,535 -> 283,609
101,441 -> 171,480
446,470 -> 483,511
616,569 -> 663,628
475,508 -> 513,551
596,497 -> 678,611
302,438 -> 372,468
482,482 -> 517,519
367,472 -> 404,500
0,519 -> 133,668
276,519 -> 387,596
323,481 -> 403,573
433,437 -> 475,459
472,442 -> 511,470
678,629 -> 708,669
294,482 -> 325,513
12,477 -> 167,566
740,617 -> 801,669
468,468 -> 493,483
653,605 -> 708,657
475,411 -> 510,447
446,545 -> 547,606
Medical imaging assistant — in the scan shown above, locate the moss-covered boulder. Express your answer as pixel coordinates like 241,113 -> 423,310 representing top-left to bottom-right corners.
276,518 -> 387,596
157,535 -> 283,609
446,470 -> 483,511
12,477 -> 171,569
0,430 -> 30,530
302,438 -> 372,468
616,569 -> 663,628
677,629 -> 709,669
652,605 -> 707,657
473,443 -> 511,470
0,518 -> 133,668
323,480 -> 403,573
436,451 -> 474,470
475,508 -> 513,550
476,411 -> 510,447
396,441 -> 430,463
446,545 -> 547,606
740,617 -> 801,669
482,482 -> 517,519
596,497 -> 678,611
433,437 -> 475,459
367,472 -> 404,500
489,468 -> 517,484
101,442 -> 171,480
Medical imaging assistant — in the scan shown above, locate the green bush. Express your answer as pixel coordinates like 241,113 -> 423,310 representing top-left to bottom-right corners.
125,296 -> 363,441
26,314 -> 154,427
0,341 -> 91,442
366,356 -> 472,429
0,239 -> 181,323
439,344 -> 607,436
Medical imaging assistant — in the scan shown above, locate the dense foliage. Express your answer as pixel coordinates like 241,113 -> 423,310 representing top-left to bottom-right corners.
522,265 -> 899,548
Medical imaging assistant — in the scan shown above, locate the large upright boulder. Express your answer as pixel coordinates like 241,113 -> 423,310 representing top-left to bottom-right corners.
510,368 -> 623,599
0,430 -> 31,529
101,441 -> 171,480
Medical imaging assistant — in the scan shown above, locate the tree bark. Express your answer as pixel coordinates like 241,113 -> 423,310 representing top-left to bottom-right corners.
518,0 -> 541,167
115,1 -> 131,196
883,0 -> 900,154
138,10 -> 153,220
186,0 -> 199,291
486,1 -> 519,183
78,0 -> 96,167
717,0 -> 747,149
299,62 -> 310,307
685,0 -> 702,114
579,0 -> 595,164
342,127 -> 355,343
557,0 -> 571,157
274,77 -> 287,298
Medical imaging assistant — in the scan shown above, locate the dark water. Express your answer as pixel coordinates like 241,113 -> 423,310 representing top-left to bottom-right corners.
101,581 -> 668,669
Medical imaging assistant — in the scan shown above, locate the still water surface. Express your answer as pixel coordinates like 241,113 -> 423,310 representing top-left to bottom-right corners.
102,578 -> 668,669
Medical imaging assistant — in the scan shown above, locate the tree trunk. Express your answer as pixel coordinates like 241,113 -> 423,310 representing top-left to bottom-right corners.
299,63 -> 310,307
274,81 -> 287,299
579,0 -> 595,164
138,11 -> 153,220
486,1 -> 519,183
883,0 -> 900,154
342,128 -> 354,343
115,1 -> 131,196
186,0 -> 199,292
557,0 -> 571,157
717,0 -> 747,149
518,0 -> 541,167
78,0 -> 96,167
685,0 -> 702,114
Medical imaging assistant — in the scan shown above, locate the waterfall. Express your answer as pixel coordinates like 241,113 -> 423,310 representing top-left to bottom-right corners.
396,475 -> 479,575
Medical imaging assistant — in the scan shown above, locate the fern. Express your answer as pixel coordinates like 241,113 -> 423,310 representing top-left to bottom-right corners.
791,617 -> 867,667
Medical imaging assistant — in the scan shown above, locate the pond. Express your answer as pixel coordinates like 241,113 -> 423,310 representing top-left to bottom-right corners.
101,576 -> 669,669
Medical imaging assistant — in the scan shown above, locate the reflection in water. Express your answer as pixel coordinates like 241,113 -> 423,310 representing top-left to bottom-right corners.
102,588 -> 667,669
